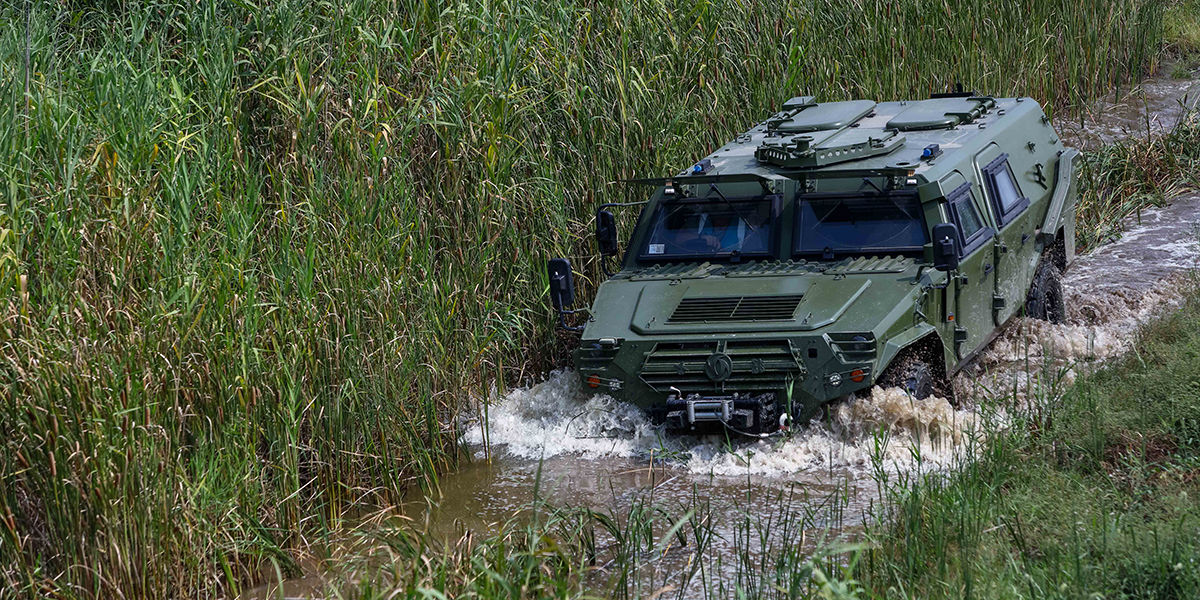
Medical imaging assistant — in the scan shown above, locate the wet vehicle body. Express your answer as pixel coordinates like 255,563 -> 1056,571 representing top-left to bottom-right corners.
548,94 -> 1077,434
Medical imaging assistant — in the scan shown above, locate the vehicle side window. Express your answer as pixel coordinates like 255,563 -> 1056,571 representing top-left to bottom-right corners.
946,182 -> 993,257
982,154 -> 1029,227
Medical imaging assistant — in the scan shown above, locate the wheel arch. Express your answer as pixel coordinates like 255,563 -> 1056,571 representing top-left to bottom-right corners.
876,324 -> 953,392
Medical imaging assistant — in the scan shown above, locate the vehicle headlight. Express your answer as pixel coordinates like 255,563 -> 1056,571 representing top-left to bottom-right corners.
828,372 -> 842,387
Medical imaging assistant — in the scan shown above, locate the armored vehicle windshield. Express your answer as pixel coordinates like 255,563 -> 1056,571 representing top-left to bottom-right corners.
641,195 -> 778,260
795,191 -> 927,258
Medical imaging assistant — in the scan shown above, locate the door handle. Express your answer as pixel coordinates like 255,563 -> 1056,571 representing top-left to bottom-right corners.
983,263 -> 994,275
1021,233 -> 1030,245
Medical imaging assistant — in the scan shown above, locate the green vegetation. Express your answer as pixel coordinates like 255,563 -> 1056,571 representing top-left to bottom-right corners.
1167,0 -> 1200,72
856,278 -> 1200,599
1076,112 -> 1200,249
0,0 -> 1184,597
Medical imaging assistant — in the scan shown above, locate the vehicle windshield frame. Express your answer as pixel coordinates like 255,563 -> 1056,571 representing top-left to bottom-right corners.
793,190 -> 928,258
638,194 -> 782,262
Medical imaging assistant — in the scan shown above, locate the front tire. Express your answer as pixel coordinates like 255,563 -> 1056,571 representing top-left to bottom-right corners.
878,358 -> 935,400
1026,260 -> 1066,324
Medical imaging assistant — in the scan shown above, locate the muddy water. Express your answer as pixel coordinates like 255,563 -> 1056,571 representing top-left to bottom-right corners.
1057,69 -> 1199,149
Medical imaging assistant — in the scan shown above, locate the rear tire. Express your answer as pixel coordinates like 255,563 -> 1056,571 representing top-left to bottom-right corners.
878,358 -> 934,401
1026,260 -> 1066,324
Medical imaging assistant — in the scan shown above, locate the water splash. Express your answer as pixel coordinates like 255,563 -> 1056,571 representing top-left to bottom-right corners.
683,387 -> 981,476
463,371 -> 657,460
464,374 -> 981,478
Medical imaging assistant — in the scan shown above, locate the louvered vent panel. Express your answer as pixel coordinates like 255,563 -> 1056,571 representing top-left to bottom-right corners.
668,295 -> 803,323
639,340 -> 804,394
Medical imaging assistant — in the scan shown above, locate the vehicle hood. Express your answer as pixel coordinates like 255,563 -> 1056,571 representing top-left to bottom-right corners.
583,257 -> 932,339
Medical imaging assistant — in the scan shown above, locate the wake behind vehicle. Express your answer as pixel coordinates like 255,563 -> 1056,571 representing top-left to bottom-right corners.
548,93 -> 1077,435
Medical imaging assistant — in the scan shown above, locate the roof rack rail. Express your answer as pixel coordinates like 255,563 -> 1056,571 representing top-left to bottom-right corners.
930,82 -> 978,99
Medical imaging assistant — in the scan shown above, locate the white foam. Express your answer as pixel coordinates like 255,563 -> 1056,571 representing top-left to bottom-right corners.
462,370 -> 658,460
682,387 -> 983,477
464,375 -> 983,478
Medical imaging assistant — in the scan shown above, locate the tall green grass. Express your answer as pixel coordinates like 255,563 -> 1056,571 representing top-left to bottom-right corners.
855,279 -> 1200,599
0,0 -> 1171,596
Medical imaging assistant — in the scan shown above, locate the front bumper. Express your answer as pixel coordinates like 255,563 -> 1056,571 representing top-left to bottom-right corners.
575,335 -> 877,420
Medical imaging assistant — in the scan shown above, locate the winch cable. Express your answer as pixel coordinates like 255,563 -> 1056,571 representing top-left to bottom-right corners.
720,419 -> 790,439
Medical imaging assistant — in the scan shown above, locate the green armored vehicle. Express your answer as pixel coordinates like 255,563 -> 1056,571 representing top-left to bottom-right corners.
547,93 -> 1076,434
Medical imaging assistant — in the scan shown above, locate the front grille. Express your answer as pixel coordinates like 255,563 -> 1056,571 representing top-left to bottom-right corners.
639,340 -> 804,394
667,294 -> 803,323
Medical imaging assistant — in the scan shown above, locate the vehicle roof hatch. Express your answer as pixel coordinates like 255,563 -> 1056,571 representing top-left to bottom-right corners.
885,97 -> 996,131
767,99 -> 877,133
756,128 -> 906,169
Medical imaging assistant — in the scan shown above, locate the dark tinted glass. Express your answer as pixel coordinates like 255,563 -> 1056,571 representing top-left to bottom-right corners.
643,198 -> 775,258
992,167 -> 1023,212
955,194 -> 984,240
795,193 -> 927,255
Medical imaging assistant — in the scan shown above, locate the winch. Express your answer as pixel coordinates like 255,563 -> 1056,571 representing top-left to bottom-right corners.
663,392 -> 778,432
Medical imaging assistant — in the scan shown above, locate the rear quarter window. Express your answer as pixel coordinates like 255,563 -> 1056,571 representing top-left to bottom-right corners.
983,154 -> 1030,226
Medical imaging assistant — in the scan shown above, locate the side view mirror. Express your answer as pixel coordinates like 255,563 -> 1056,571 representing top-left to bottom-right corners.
931,223 -> 960,272
547,258 -> 576,311
597,210 -> 618,257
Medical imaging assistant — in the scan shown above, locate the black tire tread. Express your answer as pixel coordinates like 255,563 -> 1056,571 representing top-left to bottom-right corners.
878,357 -> 935,401
1026,260 -> 1066,324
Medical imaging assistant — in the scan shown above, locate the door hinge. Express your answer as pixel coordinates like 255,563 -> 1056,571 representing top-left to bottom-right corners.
993,295 -> 1007,311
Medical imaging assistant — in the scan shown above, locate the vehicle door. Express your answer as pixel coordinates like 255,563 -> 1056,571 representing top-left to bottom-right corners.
975,143 -> 1037,325
938,171 -> 996,360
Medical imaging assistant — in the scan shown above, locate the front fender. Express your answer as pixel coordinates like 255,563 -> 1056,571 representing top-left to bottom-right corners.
876,322 -> 942,378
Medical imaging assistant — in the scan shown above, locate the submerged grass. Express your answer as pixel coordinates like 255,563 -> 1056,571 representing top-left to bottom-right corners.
296,477 -> 863,600
0,0 -> 1182,597
1076,111 -> 1200,250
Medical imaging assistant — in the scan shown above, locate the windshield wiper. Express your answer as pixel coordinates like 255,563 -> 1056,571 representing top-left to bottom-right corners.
708,184 -> 758,234
861,177 -> 885,194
